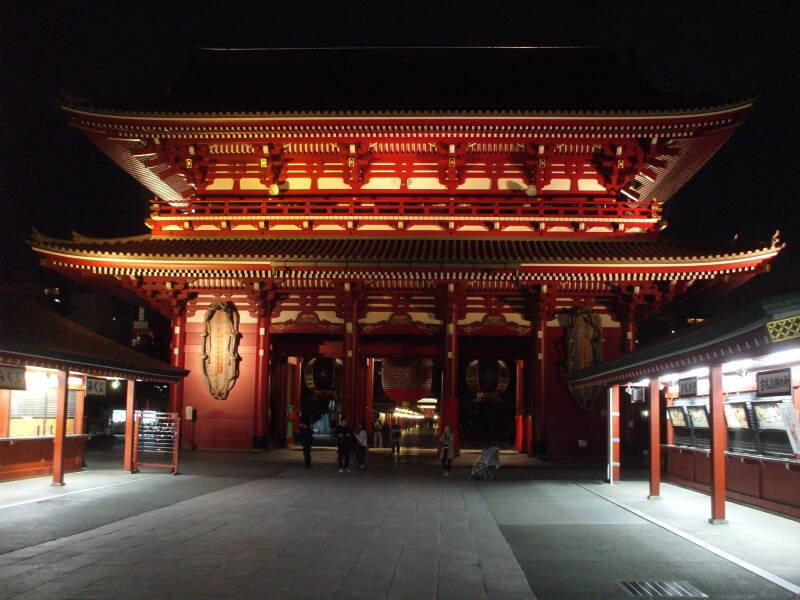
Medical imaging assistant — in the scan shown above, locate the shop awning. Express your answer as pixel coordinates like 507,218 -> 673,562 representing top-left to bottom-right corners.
566,291 -> 800,389
0,287 -> 188,383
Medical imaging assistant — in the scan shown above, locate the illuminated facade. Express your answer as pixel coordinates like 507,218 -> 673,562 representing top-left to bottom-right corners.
30,74 -> 781,455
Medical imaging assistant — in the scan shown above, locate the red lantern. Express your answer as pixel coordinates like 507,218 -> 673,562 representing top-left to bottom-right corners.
381,359 -> 432,404
466,359 -> 510,401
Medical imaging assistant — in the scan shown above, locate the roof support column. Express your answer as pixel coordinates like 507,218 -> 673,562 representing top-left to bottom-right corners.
168,313 -> 186,415
365,357 -> 375,433
514,360 -> 525,452
608,384 -> 621,483
442,284 -> 460,453
253,305 -> 271,448
51,369 -> 69,486
123,379 -> 136,472
648,379 -> 661,498
342,292 -> 360,425
708,363 -> 728,523
530,314 -> 548,455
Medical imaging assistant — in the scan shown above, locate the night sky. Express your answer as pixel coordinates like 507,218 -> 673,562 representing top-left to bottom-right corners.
2,2 -> 799,290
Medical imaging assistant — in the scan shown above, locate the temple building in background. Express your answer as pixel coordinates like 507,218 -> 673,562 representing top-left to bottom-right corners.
29,48 -> 781,456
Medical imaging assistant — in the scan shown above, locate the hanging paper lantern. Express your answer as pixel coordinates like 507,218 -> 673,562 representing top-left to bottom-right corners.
381,358 -> 433,404
466,359 -> 510,401
303,357 -> 342,396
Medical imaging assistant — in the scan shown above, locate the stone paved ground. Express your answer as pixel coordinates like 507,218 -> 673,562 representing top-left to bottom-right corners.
0,455 -> 534,600
0,449 -> 796,599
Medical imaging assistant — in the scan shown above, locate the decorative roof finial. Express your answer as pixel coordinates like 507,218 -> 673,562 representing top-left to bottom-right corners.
771,229 -> 781,248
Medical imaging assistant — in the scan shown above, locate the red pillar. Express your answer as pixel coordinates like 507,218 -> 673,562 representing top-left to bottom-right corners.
608,385 -> 621,483
342,285 -> 359,424
530,314 -> 547,455
168,313 -> 186,415
123,379 -> 136,472
253,308 -> 271,448
648,379 -> 661,498
665,394 -> 675,446
709,363 -> 728,523
286,357 -> 301,444
51,370 -> 69,486
442,286 -> 459,452
365,358 -> 375,431
514,360 -> 525,451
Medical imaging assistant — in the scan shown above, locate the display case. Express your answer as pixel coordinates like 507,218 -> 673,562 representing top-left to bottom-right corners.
686,405 -> 710,449
752,399 -> 795,457
666,406 -> 692,447
723,398 -> 759,454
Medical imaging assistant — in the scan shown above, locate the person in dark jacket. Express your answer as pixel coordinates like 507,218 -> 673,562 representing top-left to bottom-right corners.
334,418 -> 353,472
297,421 -> 313,468
390,422 -> 402,458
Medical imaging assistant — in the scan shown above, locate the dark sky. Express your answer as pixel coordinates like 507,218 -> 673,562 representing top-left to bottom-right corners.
2,1 -> 798,285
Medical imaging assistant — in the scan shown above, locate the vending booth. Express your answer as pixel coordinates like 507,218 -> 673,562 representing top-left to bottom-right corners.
567,291 -> 800,520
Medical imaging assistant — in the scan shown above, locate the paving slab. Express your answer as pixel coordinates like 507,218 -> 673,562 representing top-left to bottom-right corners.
2,449 -> 797,598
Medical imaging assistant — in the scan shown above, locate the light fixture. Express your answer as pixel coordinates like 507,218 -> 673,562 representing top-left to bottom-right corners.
110,379 -> 121,390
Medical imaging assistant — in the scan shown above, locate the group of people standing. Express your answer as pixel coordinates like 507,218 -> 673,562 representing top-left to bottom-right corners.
295,418 -> 454,476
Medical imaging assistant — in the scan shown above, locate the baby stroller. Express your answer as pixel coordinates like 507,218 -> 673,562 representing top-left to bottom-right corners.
470,446 -> 500,480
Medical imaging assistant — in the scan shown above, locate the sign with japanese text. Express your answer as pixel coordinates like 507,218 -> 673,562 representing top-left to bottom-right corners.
678,377 -> 697,397
756,368 -> 792,397
0,365 -> 26,390
86,378 -> 107,396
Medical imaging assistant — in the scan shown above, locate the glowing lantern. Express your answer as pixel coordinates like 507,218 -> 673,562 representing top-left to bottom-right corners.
381,359 -> 432,404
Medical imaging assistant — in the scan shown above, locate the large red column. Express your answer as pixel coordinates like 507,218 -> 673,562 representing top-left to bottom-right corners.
51,370 -> 69,486
442,286 -> 459,452
365,357 -> 375,432
253,307 -> 271,448
123,378 -> 136,472
168,313 -> 186,415
514,360 -> 525,451
708,363 -> 728,523
608,385 -> 621,483
648,379 -> 661,498
530,313 -> 547,455
342,284 -> 359,424
286,356 -> 302,444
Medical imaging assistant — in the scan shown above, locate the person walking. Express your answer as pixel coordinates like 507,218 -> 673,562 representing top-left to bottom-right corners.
390,422 -> 402,458
373,418 -> 383,448
440,424 -> 455,477
297,421 -> 313,468
335,418 -> 353,473
356,422 -> 368,470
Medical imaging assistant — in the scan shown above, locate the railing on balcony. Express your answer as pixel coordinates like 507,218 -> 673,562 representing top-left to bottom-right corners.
150,196 -> 659,221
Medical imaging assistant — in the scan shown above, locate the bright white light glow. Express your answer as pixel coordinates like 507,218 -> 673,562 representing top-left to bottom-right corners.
756,348 -> 800,367
110,379 -> 121,390
632,378 -> 650,387
393,408 -> 425,420
111,409 -> 127,423
723,358 -> 755,373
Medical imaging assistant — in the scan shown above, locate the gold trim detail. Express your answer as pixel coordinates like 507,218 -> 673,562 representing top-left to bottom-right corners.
766,314 -> 800,343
